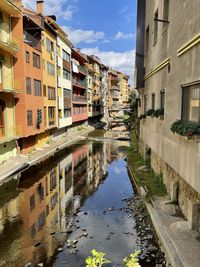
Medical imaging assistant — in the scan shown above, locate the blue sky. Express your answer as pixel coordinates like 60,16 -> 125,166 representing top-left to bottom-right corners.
25,0 -> 137,84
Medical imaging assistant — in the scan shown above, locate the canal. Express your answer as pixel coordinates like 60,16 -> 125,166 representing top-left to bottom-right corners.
0,131 -> 165,267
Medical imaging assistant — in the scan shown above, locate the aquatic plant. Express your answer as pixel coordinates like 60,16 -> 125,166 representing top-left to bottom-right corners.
123,250 -> 141,267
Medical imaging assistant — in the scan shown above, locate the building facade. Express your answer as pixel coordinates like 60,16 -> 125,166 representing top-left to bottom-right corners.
135,0 -> 200,229
71,48 -> 88,124
0,0 -> 22,163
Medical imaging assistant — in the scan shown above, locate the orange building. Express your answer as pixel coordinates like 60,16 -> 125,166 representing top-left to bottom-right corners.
15,6 -> 45,153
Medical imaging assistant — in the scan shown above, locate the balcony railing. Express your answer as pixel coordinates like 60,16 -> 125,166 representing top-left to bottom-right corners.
24,31 -> 41,51
73,95 -> 87,103
73,78 -> 87,88
78,65 -> 87,75
110,86 -> 120,91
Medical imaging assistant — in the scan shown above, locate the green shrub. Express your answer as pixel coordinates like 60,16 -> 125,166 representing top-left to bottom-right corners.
170,120 -> 200,137
146,109 -> 154,116
153,108 -> 164,117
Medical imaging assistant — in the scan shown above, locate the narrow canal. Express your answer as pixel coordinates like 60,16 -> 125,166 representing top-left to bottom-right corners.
0,131 -> 165,267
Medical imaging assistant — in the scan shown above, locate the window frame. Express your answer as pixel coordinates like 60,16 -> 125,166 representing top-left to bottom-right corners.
26,51 -> 30,63
34,79 -> 42,96
27,110 -> 33,126
33,52 -> 40,69
26,77 -> 31,94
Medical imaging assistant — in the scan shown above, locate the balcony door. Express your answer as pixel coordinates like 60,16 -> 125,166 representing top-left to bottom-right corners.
0,99 -> 5,137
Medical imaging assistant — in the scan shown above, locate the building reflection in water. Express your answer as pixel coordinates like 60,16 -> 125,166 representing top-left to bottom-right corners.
0,139 -> 127,266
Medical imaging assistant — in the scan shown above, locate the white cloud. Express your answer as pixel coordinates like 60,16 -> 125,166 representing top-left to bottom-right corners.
62,26 -> 105,45
81,47 -> 135,85
23,0 -> 77,20
114,31 -> 135,40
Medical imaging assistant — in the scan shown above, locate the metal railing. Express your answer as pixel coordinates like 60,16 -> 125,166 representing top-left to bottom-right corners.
73,95 -> 87,102
73,78 -> 87,88
78,65 -> 87,75
24,31 -> 41,51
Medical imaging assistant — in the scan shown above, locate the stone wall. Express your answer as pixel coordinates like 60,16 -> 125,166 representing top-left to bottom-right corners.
139,140 -> 200,231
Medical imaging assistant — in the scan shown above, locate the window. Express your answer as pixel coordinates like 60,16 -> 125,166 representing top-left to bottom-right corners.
62,49 -> 70,62
48,86 -> 56,100
43,85 -> 46,97
44,106 -> 47,127
48,107 -> 55,126
30,194 -> 35,210
0,62 -> 2,85
0,100 -> 5,136
34,79 -> 42,96
63,69 -> 71,80
182,84 -> 200,122
47,62 -> 55,76
160,90 -> 165,110
33,53 -> 40,68
64,109 -> 71,118
154,9 -> 158,44
64,89 -> 71,109
163,0 -> 169,29
26,51 -> 30,63
27,110 -> 33,126
46,38 -> 54,52
26,77 -> 31,94
151,93 -> 155,110
145,26 -> 149,53
144,95 -> 147,113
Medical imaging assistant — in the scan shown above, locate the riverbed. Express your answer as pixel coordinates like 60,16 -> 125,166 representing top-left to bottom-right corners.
0,131 -> 164,267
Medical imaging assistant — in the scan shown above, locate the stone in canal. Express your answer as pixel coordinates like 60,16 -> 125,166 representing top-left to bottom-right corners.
37,263 -> 44,267
57,247 -> 63,252
24,263 -> 32,267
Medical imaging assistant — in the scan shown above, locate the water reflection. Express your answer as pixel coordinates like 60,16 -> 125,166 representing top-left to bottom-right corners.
0,138 -> 128,267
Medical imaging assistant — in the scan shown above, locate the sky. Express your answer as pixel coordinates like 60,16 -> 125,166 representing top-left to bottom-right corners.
24,0 -> 137,85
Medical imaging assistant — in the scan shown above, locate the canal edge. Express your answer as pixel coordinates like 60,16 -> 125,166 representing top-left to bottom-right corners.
127,162 -> 185,267
0,127 -> 94,186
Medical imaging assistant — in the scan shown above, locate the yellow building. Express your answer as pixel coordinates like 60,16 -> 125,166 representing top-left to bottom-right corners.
42,16 -> 57,136
117,72 -> 129,108
0,0 -> 22,164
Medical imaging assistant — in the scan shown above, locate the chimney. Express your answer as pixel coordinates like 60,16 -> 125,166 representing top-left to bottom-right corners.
36,0 -> 44,15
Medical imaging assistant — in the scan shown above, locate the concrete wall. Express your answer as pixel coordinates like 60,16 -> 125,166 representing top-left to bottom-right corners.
138,0 -> 200,224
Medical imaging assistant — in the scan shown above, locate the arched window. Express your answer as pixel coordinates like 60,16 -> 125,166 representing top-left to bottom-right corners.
0,99 -> 5,137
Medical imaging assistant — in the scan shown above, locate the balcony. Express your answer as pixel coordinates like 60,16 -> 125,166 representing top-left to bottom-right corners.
24,31 -> 41,51
0,125 -> 23,143
73,78 -> 87,89
110,86 -> 120,91
73,95 -> 87,103
0,0 -> 22,15
0,35 -> 20,54
78,65 -> 87,75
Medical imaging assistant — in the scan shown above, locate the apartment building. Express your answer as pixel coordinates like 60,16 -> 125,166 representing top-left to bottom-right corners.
100,63 -> 109,118
135,0 -> 200,229
0,0 -> 22,163
117,72 -> 129,108
87,55 -> 102,118
108,70 -> 121,109
55,24 -> 72,131
71,48 -> 88,124
42,16 -> 57,135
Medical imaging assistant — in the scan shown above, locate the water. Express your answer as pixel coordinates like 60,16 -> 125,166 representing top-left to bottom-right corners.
0,132 -> 158,267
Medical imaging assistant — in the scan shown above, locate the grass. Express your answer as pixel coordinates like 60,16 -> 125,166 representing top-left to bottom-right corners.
127,130 -> 166,198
